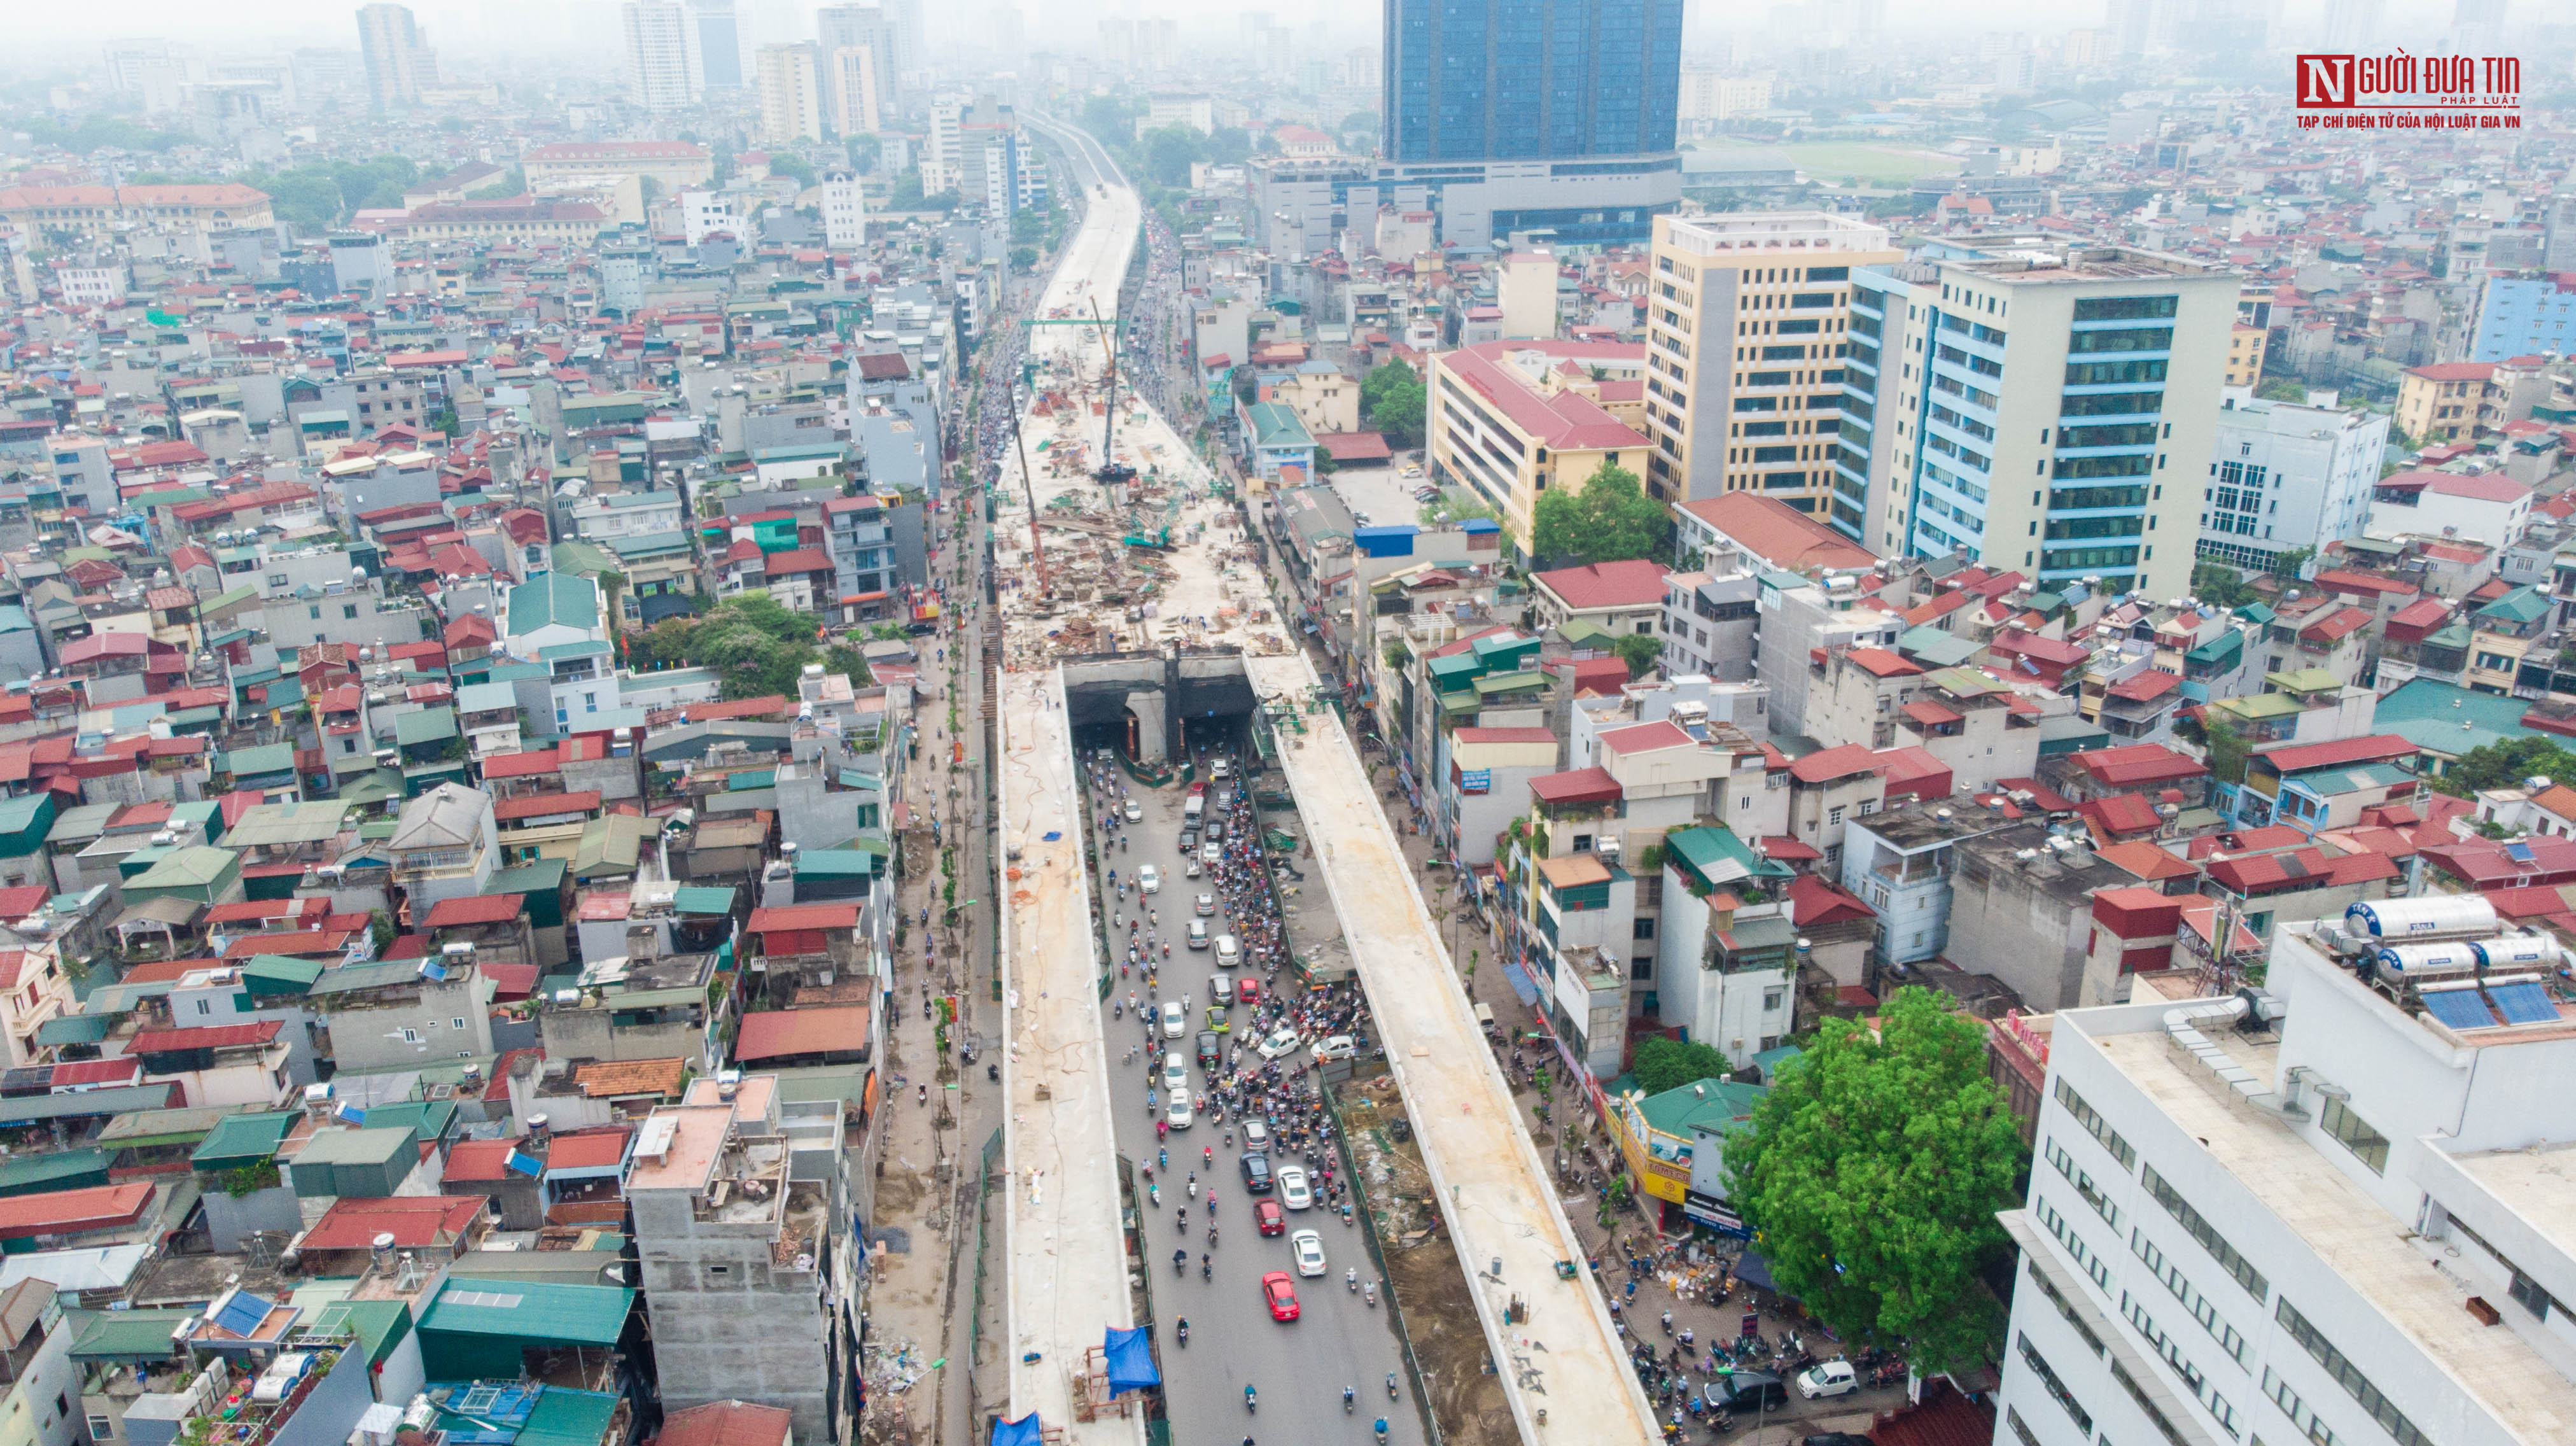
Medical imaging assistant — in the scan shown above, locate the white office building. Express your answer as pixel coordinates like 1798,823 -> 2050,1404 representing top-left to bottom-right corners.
1994,899 -> 2576,1446
2198,395 -> 2390,576
820,167 -> 867,249
623,0 -> 695,111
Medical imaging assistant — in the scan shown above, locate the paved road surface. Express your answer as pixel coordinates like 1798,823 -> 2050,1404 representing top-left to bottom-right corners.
1091,775 -> 1424,1446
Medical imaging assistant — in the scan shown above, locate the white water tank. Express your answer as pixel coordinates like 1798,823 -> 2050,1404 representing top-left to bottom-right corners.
2346,897 -> 2499,943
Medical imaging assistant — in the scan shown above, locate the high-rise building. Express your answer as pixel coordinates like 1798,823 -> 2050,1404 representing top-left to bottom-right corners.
354,3 -> 438,112
1835,244 -> 2235,600
2198,395 -> 2388,575
623,0 -> 695,112
820,167 -> 867,248
816,5 -> 897,134
1992,908 -> 2576,1446
755,43 -> 824,143
101,41 -> 174,92
1640,212 -> 1901,524
684,0 -> 748,90
1377,0 -> 1684,248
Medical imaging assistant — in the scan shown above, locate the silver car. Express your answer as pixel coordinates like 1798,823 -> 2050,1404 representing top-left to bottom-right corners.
1275,1164 -> 1312,1211
1291,1228 -> 1327,1278
1195,892 -> 1217,916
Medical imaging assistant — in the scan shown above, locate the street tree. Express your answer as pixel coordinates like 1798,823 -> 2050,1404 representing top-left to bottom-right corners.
1361,361 -> 1427,449
1529,462 -> 1667,566
1721,987 -> 2024,1375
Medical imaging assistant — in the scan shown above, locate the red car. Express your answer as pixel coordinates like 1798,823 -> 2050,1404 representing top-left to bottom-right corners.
1255,1199 -> 1285,1237
1236,978 -> 1261,1006
1261,1270 -> 1300,1322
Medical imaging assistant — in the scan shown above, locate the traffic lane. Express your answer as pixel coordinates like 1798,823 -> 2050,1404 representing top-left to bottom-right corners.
1095,776 -> 1421,1443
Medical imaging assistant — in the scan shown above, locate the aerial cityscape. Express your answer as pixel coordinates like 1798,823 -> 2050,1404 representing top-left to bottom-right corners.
0,2 -> 2566,1445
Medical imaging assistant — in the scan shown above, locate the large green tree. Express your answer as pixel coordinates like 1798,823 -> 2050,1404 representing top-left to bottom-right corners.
1529,462 -> 1667,567
1630,1034 -> 1732,1095
1721,988 -> 2024,1375
2428,735 -> 2576,797
641,593 -> 872,700
1361,361 -> 1427,449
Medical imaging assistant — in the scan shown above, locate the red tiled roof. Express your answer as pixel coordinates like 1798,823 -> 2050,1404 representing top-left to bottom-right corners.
656,1402 -> 794,1446
442,1139 -> 517,1182
2258,733 -> 2414,774
1848,647 -> 1923,679
0,1183 -> 153,1240
746,904 -> 861,934
493,790 -> 603,822
1901,699 -> 1963,727
424,894 -> 526,927
2080,793 -> 2164,838
483,748 -> 561,778
1789,743 -> 1880,783
1785,873 -> 1874,926
543,1128 -> 632,1170
126,1020 -> 283,1053
1757,836 -> 1822,861
1528,766 -> 1622,805
301,1196 -> 486,1251
1674,493 -> 1876,573
1532,559 -> 1669,612
2298,606 -> 2372,643
2096,839 -> 2199,881
2106,670 -> 2181,702
734,1005 -> 874,1061
2071,743 -> 2208,787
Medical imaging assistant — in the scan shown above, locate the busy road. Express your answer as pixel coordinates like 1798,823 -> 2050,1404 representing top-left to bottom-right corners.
1083,748 -> 1424,1444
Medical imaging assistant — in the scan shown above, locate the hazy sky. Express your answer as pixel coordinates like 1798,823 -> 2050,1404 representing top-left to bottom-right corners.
6,0 -> 2509,68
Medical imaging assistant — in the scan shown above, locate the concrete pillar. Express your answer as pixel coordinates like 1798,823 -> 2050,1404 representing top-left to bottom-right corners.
1125,689 -> 1168,764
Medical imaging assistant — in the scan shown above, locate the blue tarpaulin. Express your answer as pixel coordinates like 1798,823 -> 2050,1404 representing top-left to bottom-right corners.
1102,1325 -> 1160,1396
988,1415 -> 1044,1446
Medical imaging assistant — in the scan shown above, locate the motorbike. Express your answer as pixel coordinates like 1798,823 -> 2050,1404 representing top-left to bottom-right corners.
1343,1388 -> 1355,1415
1387,1372 -> 1399,1400
1172,1250 -> 1186,1274
1243,1386 -> 1256,1415
1175,1320 -> 1189,1347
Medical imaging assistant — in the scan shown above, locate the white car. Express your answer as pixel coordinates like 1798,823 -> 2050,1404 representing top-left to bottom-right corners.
1312,1035 -> 1357,1062
1201,841 -> 1222,864
1242,1120 -> 1271,1149
1399,464 -> 1424,478
1137,864 -> 1161,894
1162,1054 -> 1189,1093
1210,759 -> 1232,780
1166,1090 -> 1194,1129
1796,1360 -> 1858,1400
1291,1228 -> 1327,1278
1275,1164 -> 1312,1211
1161,1002 -> 1186,1039
1123,800 -> 1143,822
1195,893 -> 1217,916
1256,1028 -> 1303,1062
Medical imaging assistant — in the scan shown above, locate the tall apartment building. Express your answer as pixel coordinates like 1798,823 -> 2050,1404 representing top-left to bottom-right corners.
683,0 -> 748,90
922,97 -> 963,195
820,168 -> 867,249
622,0 -> 696,112
1996,901 -> 2576,1446
1641,213 -> 1901,524
816,5 -> 898,134
755,43 -> 824,144
2198,395 -> 2388,575
1839,244 -> 2234,601
1378,0 -> 1685,248
629,1074 -> 858,1446
354,3 -> 437,111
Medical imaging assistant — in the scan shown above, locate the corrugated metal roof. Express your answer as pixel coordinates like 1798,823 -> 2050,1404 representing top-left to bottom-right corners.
419,1278 -> 634,1345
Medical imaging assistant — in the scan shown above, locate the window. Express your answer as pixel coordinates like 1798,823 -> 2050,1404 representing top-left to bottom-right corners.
2074,295 -> 2179,321
2131,1229 -> 2249,1364
2141,1163 -> 2267,1300
343,604 -> 360,619
2274,1297 -> 2432,1446
1828,805 -> 1845,825
2045,1137 -> 2120,1229
1631,957 -> 1654,980
2032,1193 -> 2111,1291
1572,834 -> 1593,853
1632,918 -> 1656,940
453,1017 -> 467,1031
1762,988 -> 1784,1011
401,1028 -> 420,1043
197,998 -> 211,1015
2318,1097 -> 2388,1175
2017,1332 -> 2092,1436
2262,1366 -> 2340,1446
88,1416 -> 115,1440
308,605 -> 322,620
2121,1292 -> 2240,1437
708,1264 -> 731,1276
2052,1078 -> 2137,1168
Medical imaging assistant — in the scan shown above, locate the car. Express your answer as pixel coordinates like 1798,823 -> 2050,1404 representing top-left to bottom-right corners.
1187,919 -> 1209,950
1196,1030 -> 1222,1067
1291,1228 -> 1327,1277
1195,893 -> 1217,916
1179,829 -> 1198,852
1261,1271 -> 1301,1322
1210,759 -> 1232,780
1256,1028 -> 1303,1062
1399,463 -> 1424,478
1205,822 -> 1224,843
1161,1054 -> 1189,1093
1719,1372 -> 1789,1412
1255,1198 -> 1286,1237
1796,1361 -> 1858,1400
1352,510 -> 1373,526
1214,933 -> 1240,965
1312,1034 -> 1357,1062
1201,841 -> 1222,864
1236,977 -> 1261,1006
1240,1151 -> 1273,1192
1166,1091 -> 1194,1128
1275,1164 -> 1312,1211
1161,1002 -> 1186,1038
1136,863 -> 1160,894
1123,800 -> 1143,822
1241,1120 -> 1270,1149
1207,1005 -> 1230,1034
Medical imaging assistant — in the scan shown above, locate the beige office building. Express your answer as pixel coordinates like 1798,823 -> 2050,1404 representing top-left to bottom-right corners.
756,43 -> 824,144
1641,212 -> 1901,523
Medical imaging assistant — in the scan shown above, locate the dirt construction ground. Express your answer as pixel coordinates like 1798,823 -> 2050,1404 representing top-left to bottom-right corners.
1339,1079 -> 1515,1446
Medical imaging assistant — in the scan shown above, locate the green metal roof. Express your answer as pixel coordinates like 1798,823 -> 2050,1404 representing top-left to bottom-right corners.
227,742 -> 298,776
2476,585 -> 2550,627
0,1084 -> 182,1125
395,708 -> 461,745
226,801 -> 353,849
1897,625 -> 1982,668
794,850 -> 879,877
192,1111 -> 300,1169
127,846 -> 238,890
307,960 -> 434,996
1471,670 -> 1544,696
0,1148 -> 110,1195
517,1387 -> 622,1446
2185,630 -> 2244,667
418,1278 -> 634,1345
36,1013 -> 111,1045
672,885 -> 735,914
489,859 -> 570,895
241,954 -> 328,991
69,1310 -> 197,1361
456,681 -> 520,713
1666,825 -> 1758,886
2372,677 -> 2533,758
508,572 -> 601,636
1633,1077 -> 1768,1139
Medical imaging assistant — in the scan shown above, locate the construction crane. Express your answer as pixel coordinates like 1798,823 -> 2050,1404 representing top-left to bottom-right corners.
1086,298 -> 1136,488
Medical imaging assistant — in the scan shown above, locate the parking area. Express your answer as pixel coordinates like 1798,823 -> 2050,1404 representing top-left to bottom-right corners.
1328,458 -> 1432,531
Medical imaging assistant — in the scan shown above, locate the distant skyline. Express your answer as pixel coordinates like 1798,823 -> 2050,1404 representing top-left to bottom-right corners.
0,0 -> 2524,69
